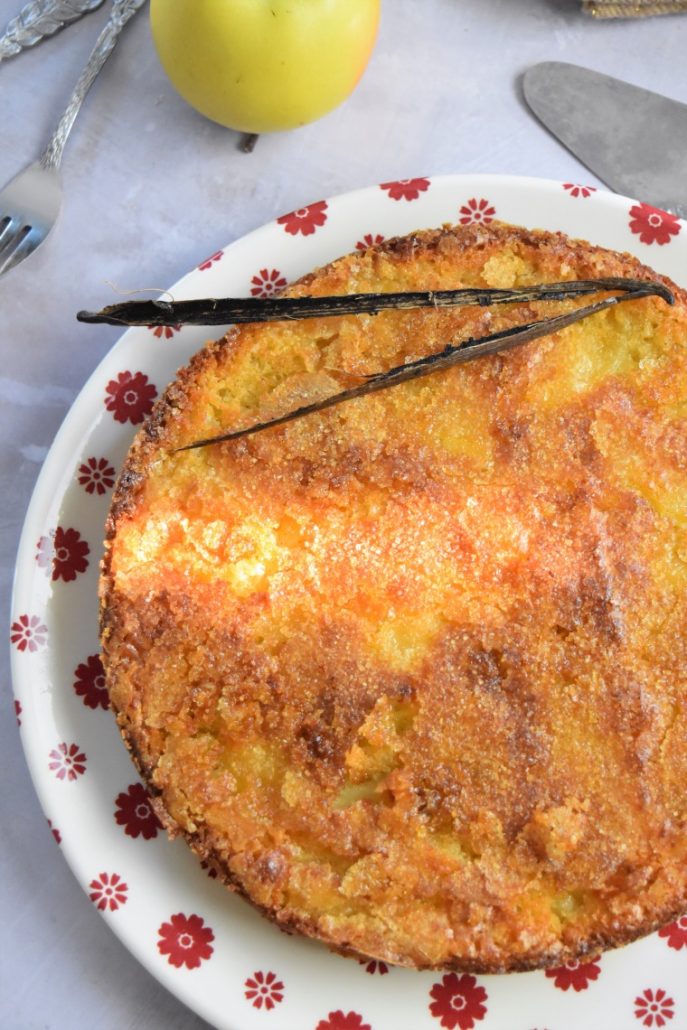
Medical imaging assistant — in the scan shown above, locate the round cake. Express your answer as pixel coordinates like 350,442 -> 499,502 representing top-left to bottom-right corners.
100,223 -> 687,971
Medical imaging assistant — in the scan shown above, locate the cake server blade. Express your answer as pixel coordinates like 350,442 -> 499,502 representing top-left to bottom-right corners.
523,62 -> 687,218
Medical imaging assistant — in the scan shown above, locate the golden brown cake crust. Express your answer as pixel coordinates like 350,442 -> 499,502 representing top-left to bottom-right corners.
101,223 -> 687,971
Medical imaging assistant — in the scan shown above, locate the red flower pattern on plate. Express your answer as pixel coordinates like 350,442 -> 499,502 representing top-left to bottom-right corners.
36,526 -> 90,582
89,872 -> 128,912
200,858 -> 218,879
11,613 -> 48,652
459,197 -> 497,225
244,970 -> 285,1010
380,177 -> 430,202
635,988 -> 675,1027
78,456 -> 115,496
114,782 -> 162,839
277,201 -> 328,236
14,699 -> 22,725
356,232 -> 385,251
429,973 -> 488,1029
563,183 -> 597,198
49,742 -> 87,781
316,1013 -> 371,1030
250,268 -> 288,297
359,958 -> 389,974
105,370 -> 157,424
198,249 -> 223,271
148,323 -> 182,339
48,819 -> 61,844
658,915 -> 687,950
22,189 -> 686,1029
73,654 -> 109,710
157,913 -> 214,969
629,203 -> 681,246
545,957 -> 601,992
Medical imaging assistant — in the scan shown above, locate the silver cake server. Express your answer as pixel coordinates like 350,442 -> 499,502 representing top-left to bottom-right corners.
523,62 -> 687,218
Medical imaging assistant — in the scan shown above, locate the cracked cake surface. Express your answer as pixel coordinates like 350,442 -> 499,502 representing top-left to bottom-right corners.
101,223 -> 687,970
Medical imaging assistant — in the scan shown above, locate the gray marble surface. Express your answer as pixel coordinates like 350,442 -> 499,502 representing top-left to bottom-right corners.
1,1 -> 685,1026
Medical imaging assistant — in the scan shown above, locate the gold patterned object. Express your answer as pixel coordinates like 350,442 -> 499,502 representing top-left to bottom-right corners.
583,0 -> 687,17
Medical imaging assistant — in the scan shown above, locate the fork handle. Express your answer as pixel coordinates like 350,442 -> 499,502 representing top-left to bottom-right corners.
40,0 -> 146,171
0,0 -> 105,62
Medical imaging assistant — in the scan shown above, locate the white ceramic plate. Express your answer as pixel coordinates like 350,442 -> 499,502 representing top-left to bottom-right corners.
11,175 -> 687,1030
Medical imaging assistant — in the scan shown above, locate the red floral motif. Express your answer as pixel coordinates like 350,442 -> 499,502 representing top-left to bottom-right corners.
545,957 -> 601,992
114,782 -> 162,839
36,526 -> 90,582
629,203 -> 681,246
635,988 -> 675,1027
148,324 -> 182,339
244,970 -> 285,1010
157,913 -> 214,969
380,177 -> 430,202
48,819 -> 61,844
359,958 -> 389,974
105,370 -> 157,424
316,1013 -> 371,1030
198,249 -> 223,271
200,859 -> 218,879
14,699 -> 22,725
73,654 -> 109,710
356,232 -> 385,251
49,743 -> 87,781
563,183 -> 597,198
658,915 -> 687,950
10,613 -> 48,652
459,197 -> 497,226
250,267 -> 288,297
277,200 -> 328,236
78,456 -> 115,496
89,872 -> 128,912
429,973 -> 488,1029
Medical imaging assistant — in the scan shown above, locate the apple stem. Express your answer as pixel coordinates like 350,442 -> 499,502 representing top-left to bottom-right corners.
240,133 -> 259,153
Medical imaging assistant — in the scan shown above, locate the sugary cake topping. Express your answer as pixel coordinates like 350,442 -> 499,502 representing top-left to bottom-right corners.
102,224 -> 687,970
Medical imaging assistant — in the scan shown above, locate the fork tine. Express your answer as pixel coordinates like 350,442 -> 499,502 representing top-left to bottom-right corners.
0,223 -> 22,261
0,215 -> 17,249
0,233 -> 21,262
0,225 -> 34,276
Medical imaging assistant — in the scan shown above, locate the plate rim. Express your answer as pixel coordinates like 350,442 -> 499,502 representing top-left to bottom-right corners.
10,172 -> 687,1030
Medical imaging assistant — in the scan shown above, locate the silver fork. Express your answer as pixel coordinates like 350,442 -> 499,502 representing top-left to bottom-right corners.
0,0 -> 106,62
0,0 -> 146,278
